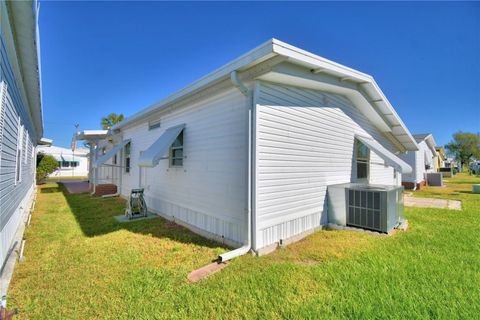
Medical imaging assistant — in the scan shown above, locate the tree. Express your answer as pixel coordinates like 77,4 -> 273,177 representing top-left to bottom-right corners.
36,153 -> 59,182
101,113 -> 124,129
445,131 -> 480,168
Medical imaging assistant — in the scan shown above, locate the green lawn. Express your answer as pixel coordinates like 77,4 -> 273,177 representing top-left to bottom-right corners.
8,174 -> 480,319
45,176 -> 88,181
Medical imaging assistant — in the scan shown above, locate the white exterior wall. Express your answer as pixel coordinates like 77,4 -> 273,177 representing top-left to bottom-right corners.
254,81 -> 401,250
52,155 -> 88,177
400,140 -> 433,184
120,87 -> 249,245
422,142 -> 435,173
38,146 -> 89,177
0,2 -> 39,267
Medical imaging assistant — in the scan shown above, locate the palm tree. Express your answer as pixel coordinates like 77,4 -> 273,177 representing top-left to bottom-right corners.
101,113 -> 124,129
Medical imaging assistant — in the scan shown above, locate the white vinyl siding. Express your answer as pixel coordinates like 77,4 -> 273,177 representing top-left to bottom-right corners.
254,81 -> 400,249
120,87 -> 249,245
0,9 -> 38,266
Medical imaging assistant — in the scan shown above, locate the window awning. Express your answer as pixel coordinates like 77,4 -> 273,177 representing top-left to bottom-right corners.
355,134 -> 412,174
93,139 -> 131,168
61,154 -> 76,162
138,124 -> 185,167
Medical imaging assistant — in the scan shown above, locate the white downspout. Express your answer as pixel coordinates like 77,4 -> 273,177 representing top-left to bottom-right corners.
91,142 -> 98,195
219,71 -> 253,262
118,145 -> 123,196
106,136 -> 124,197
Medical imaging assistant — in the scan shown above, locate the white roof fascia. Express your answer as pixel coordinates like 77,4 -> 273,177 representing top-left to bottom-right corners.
271,39 -> 372,81
112,40 -> 277,131
270,39 -> 417,151
8,1 -> 43,138
77,130 -> 109,141
37,137 -> 53,146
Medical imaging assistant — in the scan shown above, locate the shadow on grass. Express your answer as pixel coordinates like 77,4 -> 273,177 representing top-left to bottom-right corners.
55,183 -> 226,250
40,186 -> 62,193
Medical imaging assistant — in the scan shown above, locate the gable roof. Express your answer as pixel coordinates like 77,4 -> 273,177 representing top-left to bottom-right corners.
112,38 -> 418,151
413,133 -> 437,155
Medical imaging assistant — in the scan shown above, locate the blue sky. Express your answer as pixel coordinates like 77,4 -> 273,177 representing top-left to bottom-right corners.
39,1 -> 479,148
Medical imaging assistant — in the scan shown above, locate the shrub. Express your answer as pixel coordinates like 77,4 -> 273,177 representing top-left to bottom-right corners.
36,153 -> 58,182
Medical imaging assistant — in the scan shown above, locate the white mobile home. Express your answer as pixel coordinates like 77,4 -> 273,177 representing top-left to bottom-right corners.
1,1 -> 45,268
37,145 -> 89,177
399,134 -> 438,189
79,39 -> 417,258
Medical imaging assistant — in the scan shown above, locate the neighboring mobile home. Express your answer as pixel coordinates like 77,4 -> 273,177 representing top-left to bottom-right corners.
435,146 -> 446,170
399,133 -> 438,189
37,145 -> 89,177
78,39 -> 417,258
0,1 -> 45,268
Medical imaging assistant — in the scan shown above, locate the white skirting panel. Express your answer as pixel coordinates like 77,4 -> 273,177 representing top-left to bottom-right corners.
144,194 -> 245,247
256,211 -> 323,250
0,184 -> 34,267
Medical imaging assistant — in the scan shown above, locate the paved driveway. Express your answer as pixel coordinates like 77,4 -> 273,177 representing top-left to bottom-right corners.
63,181 -> 90,194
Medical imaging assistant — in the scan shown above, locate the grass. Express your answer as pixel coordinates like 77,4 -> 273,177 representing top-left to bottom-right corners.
45,176 -> 88,181
8,174 -> 480,319
412,173 -> 479,200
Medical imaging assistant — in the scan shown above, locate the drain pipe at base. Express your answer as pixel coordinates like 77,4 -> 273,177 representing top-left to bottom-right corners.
218,71 -> 253,263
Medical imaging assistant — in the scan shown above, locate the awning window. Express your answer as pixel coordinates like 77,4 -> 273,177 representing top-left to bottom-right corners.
93,139 -> 131,168
355,134 -> 412,174
61,154 -> 75,162
138,124 -> 185,167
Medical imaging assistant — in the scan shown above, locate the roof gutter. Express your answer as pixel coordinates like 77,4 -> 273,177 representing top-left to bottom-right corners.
8,1 -> 43,138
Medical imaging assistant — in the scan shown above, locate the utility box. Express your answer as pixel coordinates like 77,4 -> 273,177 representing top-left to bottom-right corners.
328,183 -> 405,233
426,173 -> 443,186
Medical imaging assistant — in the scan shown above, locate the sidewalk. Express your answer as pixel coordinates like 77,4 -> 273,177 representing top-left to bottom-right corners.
404,195 -> 461,210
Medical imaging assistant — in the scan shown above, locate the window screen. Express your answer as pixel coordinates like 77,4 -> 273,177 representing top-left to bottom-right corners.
170,130 -> 184,167
356,139 -> 370,180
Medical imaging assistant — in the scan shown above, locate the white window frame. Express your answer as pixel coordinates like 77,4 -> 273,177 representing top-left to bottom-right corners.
15,119 -> 23,184
170,130 -> 184,167
23,127 -> 28,164
355,139 -> 370,183
32,145 -> 36,172
124,142 -> 131,173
